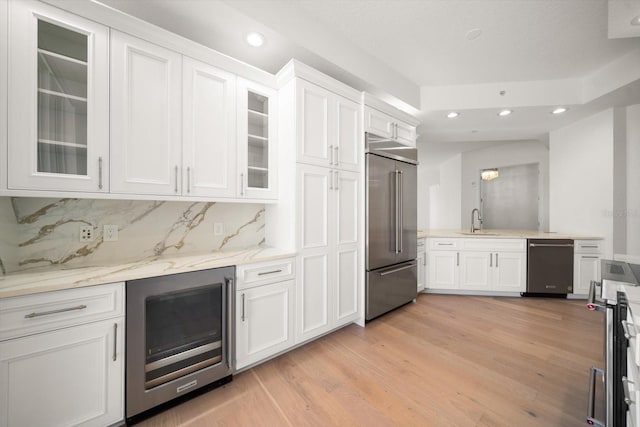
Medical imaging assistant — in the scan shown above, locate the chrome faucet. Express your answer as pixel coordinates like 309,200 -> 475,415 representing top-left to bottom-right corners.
471,208 -> 483,233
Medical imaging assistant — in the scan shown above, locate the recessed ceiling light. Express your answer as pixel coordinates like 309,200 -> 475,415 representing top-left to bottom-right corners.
466,28 -> 482,40
246,32 -> 265,47
447,112 -> 459,119
498,109 -> 512,117
632,15 -> 640,26
551,107 -> 568,115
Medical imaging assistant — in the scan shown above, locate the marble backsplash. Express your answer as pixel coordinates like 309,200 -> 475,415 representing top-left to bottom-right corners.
0,197 -> 265,275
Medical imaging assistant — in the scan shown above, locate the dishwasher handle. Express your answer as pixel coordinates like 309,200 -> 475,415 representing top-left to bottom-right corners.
529,243 -> 574,248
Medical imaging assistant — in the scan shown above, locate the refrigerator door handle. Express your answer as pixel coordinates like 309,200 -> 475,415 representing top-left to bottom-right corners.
398,169 -> 403,253
394,170 -> 400,254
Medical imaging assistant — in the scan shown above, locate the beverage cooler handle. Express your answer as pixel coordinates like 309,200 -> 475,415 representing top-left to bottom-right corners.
586,280 -> 605,312
586,367 -> 605,427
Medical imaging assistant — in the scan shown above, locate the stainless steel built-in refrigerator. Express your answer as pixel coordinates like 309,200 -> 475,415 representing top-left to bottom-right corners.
365,133 -> 418,320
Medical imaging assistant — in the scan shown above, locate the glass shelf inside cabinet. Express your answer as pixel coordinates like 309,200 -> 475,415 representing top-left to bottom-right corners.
247,91 -> 269,189
36,20 -> 88,175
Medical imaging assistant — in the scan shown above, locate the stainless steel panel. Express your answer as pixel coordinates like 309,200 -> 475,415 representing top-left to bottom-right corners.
606,306 -> 614,427
397,159 -> 417,265
365,133 -> 418,164
366,261 -> 417,320
366,153 -> 396,270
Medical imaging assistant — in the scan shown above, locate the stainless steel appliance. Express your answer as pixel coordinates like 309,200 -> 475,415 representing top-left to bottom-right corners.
526,239 -> 574,295
587,260 -> 640,426
365,133 -> 418,321
126,267 -> 234,422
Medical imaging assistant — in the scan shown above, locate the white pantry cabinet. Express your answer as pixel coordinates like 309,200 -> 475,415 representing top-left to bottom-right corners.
0,282 -> 124,427
235,258 -> 295,370
110,30 -> 182,196
7,0 -> 110,192
573,240 -> 603,295
296,79 -> 360,172
182,56 -> 237,198
296,164 -> 359,343
237,78 -> 278,200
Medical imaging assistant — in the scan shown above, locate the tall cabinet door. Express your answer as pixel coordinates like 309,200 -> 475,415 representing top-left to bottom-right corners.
8,0 -> 109,192
183,56 -> 236,198
334,98 -> 360,172
333,170 -> 359,326
296,80 -> 331,168
110,30 -> 182,196
296,165 -> 331,342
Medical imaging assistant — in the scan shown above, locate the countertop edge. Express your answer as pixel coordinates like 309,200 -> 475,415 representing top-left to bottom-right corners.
417,229 -> 604,240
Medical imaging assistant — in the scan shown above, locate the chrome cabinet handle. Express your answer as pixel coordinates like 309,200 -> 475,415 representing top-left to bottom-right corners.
495,253 -> 499,268
98,157 -> 103,190
438,243 -> 454,246
456,252 -> 460,266
623,376 -> 635,405
241,293 -> 246,322
258,269 -> 282,276
25,304 -> 87,318
329,144 -> 334,165
622,320 -> 637,339
334,146 -> 339,166
240,173 -> 245,196
329,170 -> 333,190
334,170 -> 339,191
581,245 -> 599,249
174,165 -> 179,193
582,255 -> 599,259
187,167 -> 191,194
490,253 -> 493,267
113,323 -> 118,362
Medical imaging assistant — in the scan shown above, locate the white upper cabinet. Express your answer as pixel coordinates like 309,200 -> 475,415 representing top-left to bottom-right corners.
237,78 -> 278,200
363,104 -> 418,147
110,30 -> 182,196
7,0 -> 109,192
296,79 -> 361,171
183,56 -> 237,198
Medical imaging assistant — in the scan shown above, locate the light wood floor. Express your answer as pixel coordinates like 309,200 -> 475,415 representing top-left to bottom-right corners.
137,294 -> 604,427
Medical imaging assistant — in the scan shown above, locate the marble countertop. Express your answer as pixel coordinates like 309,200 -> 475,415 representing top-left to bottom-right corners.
0,246 -> 295,299
417,229 -> 603,240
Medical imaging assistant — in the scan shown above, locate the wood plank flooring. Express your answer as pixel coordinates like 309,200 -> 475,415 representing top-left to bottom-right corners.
137,294 -> 604,427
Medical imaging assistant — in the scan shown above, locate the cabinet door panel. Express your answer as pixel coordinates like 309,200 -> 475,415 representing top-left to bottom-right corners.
335,246 -> 359,325
395,120 -> 417,147
297,81 -> 330,167
183,57 -> 236,198
235,280 -> 294,369
459,252 -> 492,291
335,170 -> 359,246
417,251 -> 426,292
0,318 -> 124,427
335,98 -> 360,172
8,1 -> 109,192
493,252 -> 526,292
427,251 -> 458,289
574,254 -> 600,295
298,166 -> 330,250
364,107 -> 394,138
297,252 -> 330,342
110,30 -> 182,195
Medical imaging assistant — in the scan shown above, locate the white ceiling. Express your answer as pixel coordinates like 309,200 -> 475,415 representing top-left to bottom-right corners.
97,0 -> 640,158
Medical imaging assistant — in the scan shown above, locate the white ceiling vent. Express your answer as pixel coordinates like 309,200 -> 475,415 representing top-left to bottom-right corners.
608,1 -> 640,39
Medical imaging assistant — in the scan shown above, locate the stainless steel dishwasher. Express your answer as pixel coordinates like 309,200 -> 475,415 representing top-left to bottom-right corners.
525,239 -> 574,295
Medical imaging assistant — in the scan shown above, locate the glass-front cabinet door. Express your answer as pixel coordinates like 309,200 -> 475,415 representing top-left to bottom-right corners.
8,1 -> 109,192
236,78 -> 277,200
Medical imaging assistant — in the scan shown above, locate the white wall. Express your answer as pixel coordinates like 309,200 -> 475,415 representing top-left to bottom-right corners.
627,104 -> 640,256
417,153 -> 462,230
460,141 -> 549,230
549,109 -> 615,258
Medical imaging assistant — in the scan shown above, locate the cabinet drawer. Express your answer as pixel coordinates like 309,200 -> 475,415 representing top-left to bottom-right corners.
461,238 -> 526,252
574,240 -> 603,254
236,258 -> 295,290
0,282 -> 124,341
428,238 -> 460,250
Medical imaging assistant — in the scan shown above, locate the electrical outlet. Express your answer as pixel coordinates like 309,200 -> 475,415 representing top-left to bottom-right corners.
214,223 -> 224,236
103,225 -> 118,242
80,225 -> 94,242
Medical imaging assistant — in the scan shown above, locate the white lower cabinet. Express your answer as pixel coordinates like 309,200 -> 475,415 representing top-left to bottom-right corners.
0,283 -> 124,427
426,238 -> 526,293
235,258 -> 295,370
235,279 -> 295,370
417,238 -> 426,292
573,240 -> 603,295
